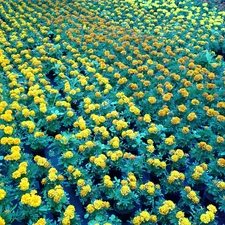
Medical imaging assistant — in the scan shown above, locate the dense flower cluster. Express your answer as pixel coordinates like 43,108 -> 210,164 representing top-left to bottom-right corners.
0,0 -> 225,224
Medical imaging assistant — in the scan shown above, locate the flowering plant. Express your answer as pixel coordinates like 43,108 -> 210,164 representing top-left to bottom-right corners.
108,173 -> 140,211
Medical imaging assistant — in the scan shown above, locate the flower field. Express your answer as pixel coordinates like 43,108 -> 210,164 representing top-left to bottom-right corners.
0,0 -> 225,224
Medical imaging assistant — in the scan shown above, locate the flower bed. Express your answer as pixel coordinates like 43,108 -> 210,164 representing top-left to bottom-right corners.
0,0 -> 225,224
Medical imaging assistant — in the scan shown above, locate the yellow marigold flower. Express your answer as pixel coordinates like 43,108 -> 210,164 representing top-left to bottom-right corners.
176,211 -> 185,218
63,151 -> 73,158
0,189 -> 6,200
0,217 -> 5,225
171,155 -> 179,162
177,149 -> 184,158
133,216 -> 142,225
129,106 -> 140,115
191,99 -> 200,105
55,134 -> 62,140
80,185 -> 91,197
163,93 -> 173,101
3,126 -> 13,135
159,205 -> 169,215
61,216 -> 70,225
120,185 -> 130,196
21,193 -> 31,205
207,204 -> 217,213
48,172 -> 57,182
182,126 -> 189,134
32,218 -> 46,225
58,175 -> 64,181
34,132 -> 44,138
160,162 -> 167,169
217,115 -> 225,121
147,187 -> 155,195
12,170 -> 22,179
192,197 -> 200,204
171,117 -> 181,125
150,215 -> 157,222
140,211 -> 151,221
143,114 -> 151,123
29,194 -> 42,207
165,137 -> 175,145
103,201 -> 110,208
187,112 -> 197,121
19,178 -> 29,191
14,138 -> 21,145
41,178 -> 47,185
86,204 -> 95,213
104,179 -> 113,188
217,136 -> 224,143
140,184 -> 146,190
206,211 -> 215,220
67,111 -> 74,117
148,96 -> 157,104
179,173 -> 185,180
216,181 -> 225,190
178,218 -> 191,225
147,145 -> 155,153
67,165 -> 74,173
217,158 -> 225,167
205,145 -> 212,151
93,200 -> 104,210
64,205 -> 75,219
164,200 -> 175,210
200,213 -> 211,224
177,104 -> 187,112
72,169 -> 82,179
184,186 -> 192,193
22,109 -> 30,117
167,176 -> 175,183
200,163 -> 208,170
77,179 -> 85,187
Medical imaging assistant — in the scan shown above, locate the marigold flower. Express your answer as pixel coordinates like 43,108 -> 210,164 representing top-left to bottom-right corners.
0,217 -> 5,225
171,155 -> 179,162
120,185 -> 130,196
176,211 -> 185,218
178,218 -> 191,225
77,179 -> 85,187
0,189 -> 6,200
63,151 -> 73,158
177,104 -> 187,112
72,169 -> 82,179
182,126 -> 189,134
217,158 -> 225,167
86,204 -> 95,213
159,205 -> 169,215
150,215 -> 157,222
143,114 -> 151,122
165,137 -> 175,145
133,216 -> 142,225
48,172 -> 57,182
140,211 -> 151,221
80,185 -> 91,197
3,126 -> 13,135
32,218 -> 46,225
163,93 -> 173,101
207,204 -> 217,213
200,213 -> 211,224
19,178 -> 29,191
93,200 -> 104,210
187,112 -> 197,121
171,117 -> 181,124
